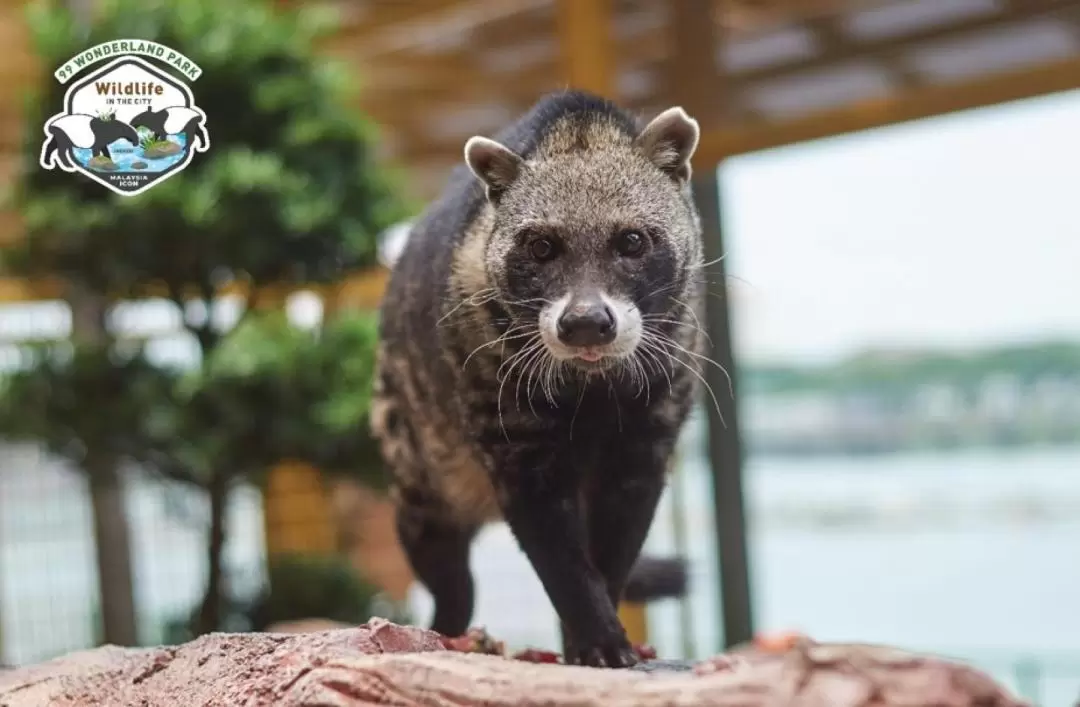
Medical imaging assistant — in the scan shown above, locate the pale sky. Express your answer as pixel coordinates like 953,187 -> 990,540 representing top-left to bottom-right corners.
719,88 -> 1080,366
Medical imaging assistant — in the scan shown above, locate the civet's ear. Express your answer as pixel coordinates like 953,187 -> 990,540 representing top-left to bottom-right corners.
634,106 -> 700,183
464,136 -> 525,201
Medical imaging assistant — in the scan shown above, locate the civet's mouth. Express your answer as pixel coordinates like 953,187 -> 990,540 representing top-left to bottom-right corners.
576,348 -> 604,363
564,345 -> 618,372
537,293 -> 643,371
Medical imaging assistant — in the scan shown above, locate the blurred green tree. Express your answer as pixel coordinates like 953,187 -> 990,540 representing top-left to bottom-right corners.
0,0 -> 411,641
12,0 -> 410,294
197,309 -> 385,481
163,551 -> 411,644
245,553 -> 381,632
136,309 -> 389,636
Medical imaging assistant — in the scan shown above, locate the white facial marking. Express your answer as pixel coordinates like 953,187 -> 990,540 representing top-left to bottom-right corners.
539,292 -> 571,357
538,291 -> 642,365
603,293 -> 643,357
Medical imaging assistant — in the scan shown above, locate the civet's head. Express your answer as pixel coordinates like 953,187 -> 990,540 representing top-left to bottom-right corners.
464,103 -> 702,373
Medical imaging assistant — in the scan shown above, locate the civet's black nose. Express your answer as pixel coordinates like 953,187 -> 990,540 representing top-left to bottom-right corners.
557,299 -> 616,347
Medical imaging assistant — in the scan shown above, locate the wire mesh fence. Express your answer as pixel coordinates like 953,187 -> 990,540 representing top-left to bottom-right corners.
0,441 -> 266,665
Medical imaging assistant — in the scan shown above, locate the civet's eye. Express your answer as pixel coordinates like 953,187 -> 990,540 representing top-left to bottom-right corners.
530,238 -> 557,262
614,230 -> 646,257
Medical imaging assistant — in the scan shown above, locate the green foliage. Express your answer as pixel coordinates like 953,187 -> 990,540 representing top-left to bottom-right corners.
136,129 -> 168,152
245,553 -> 380,631
0,342 -> 178,466
6,0 -> 415,295
0,0 -> 405,486
746,340 -> 1080,396
0,0 -> 405,634
150,309 -> 387,486
162,553 -> 395,642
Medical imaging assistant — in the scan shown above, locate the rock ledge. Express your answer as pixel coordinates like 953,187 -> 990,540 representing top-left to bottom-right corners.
0,619 -> 1028,707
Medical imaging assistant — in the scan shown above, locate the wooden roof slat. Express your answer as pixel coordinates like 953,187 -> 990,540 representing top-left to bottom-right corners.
328,0 -> 455,38
0,269 -> 391,307
376,46 -> 1080,197
4,0 -> 1080,253
735,0 -> 1079,85
906,15 -> 1079,82
350,0 -> 1077,121
802,14 -> 920,89
357,0 -> 1080,169
696,53 -> 1080,162
555,0 -> 614,94
841,0 -> 999,40
337,0 -> 554,59
0,154 -> 21,247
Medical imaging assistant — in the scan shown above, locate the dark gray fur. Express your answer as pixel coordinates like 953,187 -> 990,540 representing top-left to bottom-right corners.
372,90 -> 707,668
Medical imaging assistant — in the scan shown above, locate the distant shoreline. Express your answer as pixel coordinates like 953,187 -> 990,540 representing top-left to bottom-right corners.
675,444 -> 1080,532
747,437 -> 1080,459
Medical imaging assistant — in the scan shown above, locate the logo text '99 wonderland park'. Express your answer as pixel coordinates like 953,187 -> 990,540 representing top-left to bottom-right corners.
39,39 -> 211,197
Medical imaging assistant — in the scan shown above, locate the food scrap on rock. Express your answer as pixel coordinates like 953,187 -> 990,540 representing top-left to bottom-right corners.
439,627 -> 659,666
439,627 -> 506,656
512,648 -> 562,664
633,644 -> 658,661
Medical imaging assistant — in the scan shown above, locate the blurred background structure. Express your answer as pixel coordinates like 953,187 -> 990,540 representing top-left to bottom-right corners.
1,0 -> 1079,705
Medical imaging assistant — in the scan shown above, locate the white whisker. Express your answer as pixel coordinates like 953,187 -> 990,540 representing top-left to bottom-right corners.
516,343 -> 549,416
686,253 -> 728,271
496,336 -> 545,439
660,335 -> 734,400
641,313 -> 712,346
636,337 -> 673,392
463,324 -> 534,370
438,288 -> 498,327
642,330 -> 727,425
568,383 -> 587,440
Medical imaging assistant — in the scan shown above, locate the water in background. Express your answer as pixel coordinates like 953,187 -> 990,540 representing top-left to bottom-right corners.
405,416 -> 1080,706
3,433 -> 1078,704
74,133 -> 188,173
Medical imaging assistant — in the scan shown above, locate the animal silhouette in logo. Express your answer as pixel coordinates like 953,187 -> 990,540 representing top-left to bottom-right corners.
129,106 -> 209,152
40,113 -> 140,171
38,52 -> 211,196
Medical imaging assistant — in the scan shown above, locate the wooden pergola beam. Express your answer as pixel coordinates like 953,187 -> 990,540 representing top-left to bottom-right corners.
334,0 -> 863,58
556,0 -> 615,96
340,0 -> 553,60
714,0 -> 866,30
802,14 -> 919,90
14,0 -> 1073,158
0,268 -> 391,308
348,0 -> 1076,111
269,42 -> 1080,194
357,0 -> 1080,165
695,53 -> 1080,162
735,0 -> 1080,85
